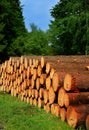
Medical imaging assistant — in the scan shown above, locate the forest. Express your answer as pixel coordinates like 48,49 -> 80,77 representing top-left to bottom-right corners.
0,0 -> 89,63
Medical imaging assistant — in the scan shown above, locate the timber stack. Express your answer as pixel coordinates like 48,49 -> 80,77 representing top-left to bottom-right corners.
0,56 -> 89,130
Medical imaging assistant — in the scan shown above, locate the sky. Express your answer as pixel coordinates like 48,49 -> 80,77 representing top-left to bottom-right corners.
20,0 -> 59,31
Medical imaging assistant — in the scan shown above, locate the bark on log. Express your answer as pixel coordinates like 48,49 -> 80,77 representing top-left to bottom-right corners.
64,73 -> 89,91
66,105 -> 88,128
86,115 -> 89,130
64,92 -> 89,108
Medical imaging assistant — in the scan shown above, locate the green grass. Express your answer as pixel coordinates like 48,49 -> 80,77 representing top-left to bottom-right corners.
0,92 -> 75,130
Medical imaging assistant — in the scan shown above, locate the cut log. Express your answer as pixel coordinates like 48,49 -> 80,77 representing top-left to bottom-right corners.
54,104 -> 60,117
44,89 -> 49,104
64,92 -> 89,108
49,87 -> 56,104
44,103 -> 51,113
40,74 -> 46,85
60,107 -> 66,122
64,73 -> 89,91
58,87 -> 66,107
51,104 -> 55,115
46,62 -> 51,74
38,98 -> 44,108
66,105 -> 88,128
41,56 -> 45,68
36,78 -> 40,90
34,89 -> 39,99
29,97 -> 33,105
37,65 -> 42,77
33,98 -> 38,106
52,72 -> 65,92
86,115 -> 89,130
39,88 -> 44,99
45,76 -> 51,90
50,68 -> 55,79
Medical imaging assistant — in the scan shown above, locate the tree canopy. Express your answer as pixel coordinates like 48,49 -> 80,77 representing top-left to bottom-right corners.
49,0 -> 89,55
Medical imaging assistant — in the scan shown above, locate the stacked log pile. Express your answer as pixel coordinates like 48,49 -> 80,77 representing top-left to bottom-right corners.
0,56 -> 89,129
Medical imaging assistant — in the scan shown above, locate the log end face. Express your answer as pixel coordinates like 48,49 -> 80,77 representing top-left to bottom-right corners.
64,74 -> 72,91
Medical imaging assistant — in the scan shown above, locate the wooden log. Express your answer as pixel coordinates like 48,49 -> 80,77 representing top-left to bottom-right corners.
64,73 -> 89,91
45,76 -> 51,90
58,87 -> 66,107
44,89 -> 49,104
64,92 -> 89,108
50,68 -> 55,79
44,103 -> 51,113
27,66 -> 31,79
28,88 -> 32,97
24,57 -> 29,69
31,76 -> 35,89
66,105 -> 88,128
40,74 -> 46,85
35,89 -> 39,99
36,78 -> 40,90
46,62 -> 51,74
37,65 -> 42,77
38,98 -> 44,108
86,115 -> 89,130
33,69 -> 37,80
29,97 -> 33,105
52,72 -> 65,92
60,107 -> 66,122
49,87 -> 56,104
33,98 -> 38,106
51,104 -> 55,115
54,104 -> 60,117
39,88 -> 44,99
41,56 -> 45,68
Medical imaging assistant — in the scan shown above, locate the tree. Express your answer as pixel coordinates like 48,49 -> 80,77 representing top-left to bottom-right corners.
49,0 -> 89,55
0,0 -> 26,62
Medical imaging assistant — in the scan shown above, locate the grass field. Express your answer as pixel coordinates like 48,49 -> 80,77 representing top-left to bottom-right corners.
0,92 -> 75,130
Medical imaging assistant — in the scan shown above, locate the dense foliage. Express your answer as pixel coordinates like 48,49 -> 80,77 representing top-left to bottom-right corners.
49,0 -> 89,55
0,0 -> 26,62
0,0 -> 89,63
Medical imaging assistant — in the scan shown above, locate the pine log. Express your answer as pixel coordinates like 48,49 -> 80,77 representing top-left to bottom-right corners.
44,89 -> 49,104
60,107 -> 66,122
45,76 -> 51,90
38,98 -> 44,108
51,104 -> 55,115
54,104 -> 60,117
36,78 -> 40,90
64,92 -> 89,108
37,65 -> 42,77
27,66 -> 31,79
29,97 -> 33,105
44,103 -> 51,113
24,57 -> 29,69
86,115 -> 89,130
34,89 -> 39,99
40,74 -> 46,85
50,68 -> 55,79
39,88 -> 44,99
33,98 -> 38,106
52,72 -> 65,92
66,105 -> 89,128
64,73 -> 89,91
41,56 -> 45,68
46,62 -> 51,74
28,88 -> 32,97
49,87 -> 56,104
58,87 -> 66,107
31,76 -> 35,89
